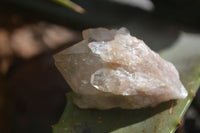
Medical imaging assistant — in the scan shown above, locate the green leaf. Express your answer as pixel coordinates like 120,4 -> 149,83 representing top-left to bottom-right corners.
53,32 -> 200,133
52,0 -> 85,13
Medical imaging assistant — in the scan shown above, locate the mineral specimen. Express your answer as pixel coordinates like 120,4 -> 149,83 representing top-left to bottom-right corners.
53,27 -> 188,109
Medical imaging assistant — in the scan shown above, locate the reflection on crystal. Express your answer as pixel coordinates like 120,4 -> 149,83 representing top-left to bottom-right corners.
54,27 -> 188,109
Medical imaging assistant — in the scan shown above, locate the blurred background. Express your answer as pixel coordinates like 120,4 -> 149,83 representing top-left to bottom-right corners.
0,0 -> 200,133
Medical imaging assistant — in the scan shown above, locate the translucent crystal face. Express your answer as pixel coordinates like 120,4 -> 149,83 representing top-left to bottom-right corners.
54,27 -> 188,109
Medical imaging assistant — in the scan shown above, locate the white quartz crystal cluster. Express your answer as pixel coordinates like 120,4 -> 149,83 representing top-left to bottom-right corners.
54,27 -> 188,109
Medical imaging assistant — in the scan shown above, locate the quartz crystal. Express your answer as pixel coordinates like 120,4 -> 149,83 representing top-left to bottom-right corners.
53,27 -> 188,109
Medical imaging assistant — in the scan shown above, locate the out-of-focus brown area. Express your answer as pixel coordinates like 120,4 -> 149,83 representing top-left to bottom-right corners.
0,11 -> 81,75
0,11 -> 81,133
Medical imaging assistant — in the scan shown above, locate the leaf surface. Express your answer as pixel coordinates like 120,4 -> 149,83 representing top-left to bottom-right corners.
53,32 -> 200,133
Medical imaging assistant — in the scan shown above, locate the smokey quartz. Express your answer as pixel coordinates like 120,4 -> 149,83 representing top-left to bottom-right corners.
53,28 -> 188,109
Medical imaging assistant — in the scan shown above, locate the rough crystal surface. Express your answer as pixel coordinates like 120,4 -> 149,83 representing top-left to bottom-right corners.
54,27 -> 188,109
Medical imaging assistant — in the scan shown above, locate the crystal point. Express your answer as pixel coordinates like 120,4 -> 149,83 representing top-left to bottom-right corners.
54,27 -> 188,109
